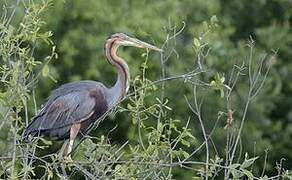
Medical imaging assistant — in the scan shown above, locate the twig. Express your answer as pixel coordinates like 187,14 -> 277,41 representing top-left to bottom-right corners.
185,86 -> 209,180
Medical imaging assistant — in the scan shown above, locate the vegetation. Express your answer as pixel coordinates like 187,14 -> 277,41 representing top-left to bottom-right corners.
0,0 -> 291,179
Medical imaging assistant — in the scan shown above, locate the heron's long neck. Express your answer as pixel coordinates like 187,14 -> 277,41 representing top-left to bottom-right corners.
105,39 -> 130,107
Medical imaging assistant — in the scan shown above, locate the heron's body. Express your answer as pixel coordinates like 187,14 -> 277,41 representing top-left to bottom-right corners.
22,32 -> 162,159
23,80 -> 108,140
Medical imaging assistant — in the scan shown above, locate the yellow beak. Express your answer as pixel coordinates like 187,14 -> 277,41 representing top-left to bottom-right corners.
126,37 -> 163,52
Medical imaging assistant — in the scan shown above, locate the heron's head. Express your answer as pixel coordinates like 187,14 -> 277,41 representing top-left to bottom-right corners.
109,32 -> 162,52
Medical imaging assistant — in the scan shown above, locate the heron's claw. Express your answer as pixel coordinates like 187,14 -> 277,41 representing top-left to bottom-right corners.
64,155 -> 73,164
59,155 -> 74,171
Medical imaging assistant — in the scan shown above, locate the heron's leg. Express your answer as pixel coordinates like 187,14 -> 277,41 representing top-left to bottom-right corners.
66,123 -> 81,160
58,139 -> 69,161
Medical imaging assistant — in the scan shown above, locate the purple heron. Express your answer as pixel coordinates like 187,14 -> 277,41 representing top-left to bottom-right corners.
22,33 -> 162,159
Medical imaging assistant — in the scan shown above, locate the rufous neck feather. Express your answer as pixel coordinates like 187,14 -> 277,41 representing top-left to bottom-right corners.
105,39 -> 130,107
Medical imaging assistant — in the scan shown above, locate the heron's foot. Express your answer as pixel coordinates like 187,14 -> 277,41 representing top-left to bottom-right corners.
58,154 -> 73,163
60,155 -> 73,171
64,155 -> 73,164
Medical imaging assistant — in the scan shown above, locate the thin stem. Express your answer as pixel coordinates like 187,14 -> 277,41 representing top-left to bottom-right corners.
186,85 -> 209,180
11,113 -> 18,179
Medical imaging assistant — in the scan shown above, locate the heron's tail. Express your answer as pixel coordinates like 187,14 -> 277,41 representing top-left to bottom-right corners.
22,115 -> 44,142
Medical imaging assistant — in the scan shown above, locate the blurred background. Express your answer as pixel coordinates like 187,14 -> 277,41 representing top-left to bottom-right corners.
1,0 -> 292,178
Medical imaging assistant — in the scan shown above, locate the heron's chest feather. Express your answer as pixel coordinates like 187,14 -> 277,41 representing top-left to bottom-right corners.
79,89 -> 108,133
89,89 -> 108,114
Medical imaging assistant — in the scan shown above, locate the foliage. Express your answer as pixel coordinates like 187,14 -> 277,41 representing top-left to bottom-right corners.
0,0 -> 56,179
0,0 -> 291,179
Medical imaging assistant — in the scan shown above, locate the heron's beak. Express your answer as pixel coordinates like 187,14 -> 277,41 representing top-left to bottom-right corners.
127,37 -> 163,52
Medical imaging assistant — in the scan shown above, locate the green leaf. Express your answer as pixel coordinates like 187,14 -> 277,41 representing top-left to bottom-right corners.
185,131 -> 197,141
283,170 -> 292,179
181,139 -> 190,147
259,175 -> 269,180
48,168 -> 53,179
42,64 -> 50,77
141,52 -> 148,57
192,177 -> 203,180
229,163 -> 241,169
157,122 -> 163,132
193,38 -> 201,48
210,80 -> 216,86
210,15 -> 218,24
242,169 -> 254,179
240,156 -> 258,169
230,169 -> 243,179
181,150 -> 190,159
220,89 -> 224,98
141,62 -> 148,69
39,137 -> 52,145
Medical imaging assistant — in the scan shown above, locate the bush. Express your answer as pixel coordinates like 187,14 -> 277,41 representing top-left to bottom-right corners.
0,0 -> 291,179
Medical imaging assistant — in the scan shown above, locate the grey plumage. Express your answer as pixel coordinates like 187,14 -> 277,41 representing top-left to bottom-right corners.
22,80 -> 108,141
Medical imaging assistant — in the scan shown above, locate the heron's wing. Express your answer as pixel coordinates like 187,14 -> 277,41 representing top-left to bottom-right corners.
22,88 -> 108,140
